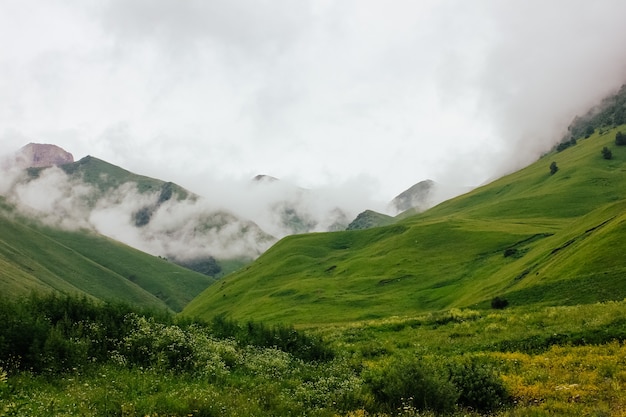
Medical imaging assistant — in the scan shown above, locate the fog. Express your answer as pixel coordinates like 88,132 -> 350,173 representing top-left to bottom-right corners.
2,1 -> 626,247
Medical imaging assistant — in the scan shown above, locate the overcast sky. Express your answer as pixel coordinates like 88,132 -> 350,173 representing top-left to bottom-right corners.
2,0 -> 626,201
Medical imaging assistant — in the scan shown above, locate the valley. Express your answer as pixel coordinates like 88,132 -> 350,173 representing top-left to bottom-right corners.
2,92 -> 626,415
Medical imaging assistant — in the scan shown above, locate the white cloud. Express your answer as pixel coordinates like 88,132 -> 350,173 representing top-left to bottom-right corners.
1,0 -> 626,202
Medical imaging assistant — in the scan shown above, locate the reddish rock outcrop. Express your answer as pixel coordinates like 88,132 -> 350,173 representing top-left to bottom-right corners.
16,143 -> 74,168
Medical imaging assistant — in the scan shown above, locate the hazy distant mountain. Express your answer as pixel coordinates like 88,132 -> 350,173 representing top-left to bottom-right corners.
5,150 -> 275,277
347,179 -> 469,230
248,174 -> 351,237
389,179 -> 436,213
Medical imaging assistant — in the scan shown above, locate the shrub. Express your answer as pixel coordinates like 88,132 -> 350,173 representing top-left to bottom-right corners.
556,137 -> 577,152
616,131 -> 626,146
210,315 -> 334,362
448,357 -> 509,412
549,161 -> 559,175
365,357 -> 458,414
602,147 -> 613,160
491,297 -> 509,309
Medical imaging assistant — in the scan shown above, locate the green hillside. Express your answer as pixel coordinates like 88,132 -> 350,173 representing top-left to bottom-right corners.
0,199 -> 215,311
55,155 -> 190,198
183,125 -> 626,324
346,209 -> 395,230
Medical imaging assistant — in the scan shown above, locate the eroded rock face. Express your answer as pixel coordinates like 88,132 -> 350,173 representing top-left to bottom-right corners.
16,143 -> 74,168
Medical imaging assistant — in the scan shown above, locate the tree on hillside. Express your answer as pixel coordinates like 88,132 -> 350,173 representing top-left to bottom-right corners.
602,147 -> 613,160
549,161 -> 558,175
616,131 -> 626,146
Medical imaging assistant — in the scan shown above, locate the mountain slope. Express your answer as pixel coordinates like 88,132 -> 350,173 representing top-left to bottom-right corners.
183,125 -> 626,324
0,199 -> 214,311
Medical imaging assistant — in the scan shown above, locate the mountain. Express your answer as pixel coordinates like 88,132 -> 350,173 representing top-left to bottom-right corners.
247,175 -> 352,236
346,180 -> 471,230
389,179 -> 436,213
183,123 -> 626,324
4,151 -> 275,278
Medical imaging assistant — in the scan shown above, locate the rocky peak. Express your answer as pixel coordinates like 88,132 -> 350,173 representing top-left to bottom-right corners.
16,143 -> 74,168
389,179 -> 436,213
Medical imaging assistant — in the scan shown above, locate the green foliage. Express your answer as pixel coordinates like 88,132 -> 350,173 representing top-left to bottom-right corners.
549,161 -> 558,175
556,137 -> 577,152
616,131 -> 626,146
602,146 -> 613,159
0,293 -> 334,378
491,296 -> 509,309
448,356 -> 509,412
4,299 -> 626,416
365,356 -> 458,414
0,294 -> 361,416
0,293 -> 161,373
210,315 -> 334,362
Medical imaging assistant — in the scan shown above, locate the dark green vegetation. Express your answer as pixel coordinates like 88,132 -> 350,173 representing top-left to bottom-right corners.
184,124 -> 626,324
0,200 -> 214,312
4,294 -> 626,416
0,294 -> 513,416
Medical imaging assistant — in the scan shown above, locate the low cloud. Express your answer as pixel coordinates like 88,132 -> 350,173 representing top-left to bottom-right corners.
0,158 -> 274,262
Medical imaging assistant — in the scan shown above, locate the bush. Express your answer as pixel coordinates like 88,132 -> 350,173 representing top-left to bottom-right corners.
491,297 -> 509,309
602,146 -> 613,160
616,131 -> 626,146
0,293 -> 169,373
365,357 -> 458,414
549,161 -> 558,175
448,357 -> 509,412
556,137 -> 577,152
210,315 -> 334,362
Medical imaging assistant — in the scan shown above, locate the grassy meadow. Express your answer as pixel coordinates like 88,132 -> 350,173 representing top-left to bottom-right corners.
3,294 -> 626,416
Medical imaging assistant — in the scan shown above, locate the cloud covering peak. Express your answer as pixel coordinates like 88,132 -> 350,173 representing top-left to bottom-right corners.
1,0 -> 626,199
